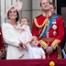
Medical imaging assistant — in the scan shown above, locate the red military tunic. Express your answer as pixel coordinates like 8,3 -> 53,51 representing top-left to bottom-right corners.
32,15 -> 64,59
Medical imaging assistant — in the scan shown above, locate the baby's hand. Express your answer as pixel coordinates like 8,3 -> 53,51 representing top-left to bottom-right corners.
21,29 -> 25,32
46,46 -> 53,55
30,36 -> 37,43
32,36 -> 37,40
19,42 -> 23,47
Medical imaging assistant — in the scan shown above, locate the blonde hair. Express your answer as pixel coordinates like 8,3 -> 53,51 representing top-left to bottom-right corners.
21,17 -> 29,21
18,17 -> 30,25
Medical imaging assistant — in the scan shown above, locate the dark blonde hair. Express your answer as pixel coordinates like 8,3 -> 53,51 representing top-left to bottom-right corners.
40,0 -> 50,6
40,0 -> 55,9
49,3 -> 56,9
20,17 -> 29,23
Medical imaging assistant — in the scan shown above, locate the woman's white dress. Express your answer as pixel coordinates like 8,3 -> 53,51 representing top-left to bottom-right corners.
2,23 -> 22,59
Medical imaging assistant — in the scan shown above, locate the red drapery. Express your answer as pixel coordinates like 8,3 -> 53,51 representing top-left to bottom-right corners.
0,59 -> 66,66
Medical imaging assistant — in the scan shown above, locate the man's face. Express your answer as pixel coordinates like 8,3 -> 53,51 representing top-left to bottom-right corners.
40,0 -> 50,11
32,39 -> 38,47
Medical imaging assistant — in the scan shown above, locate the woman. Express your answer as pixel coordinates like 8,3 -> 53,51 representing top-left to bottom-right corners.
2,5 -> 23,59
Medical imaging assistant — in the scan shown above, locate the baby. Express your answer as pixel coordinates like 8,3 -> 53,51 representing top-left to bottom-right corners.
16,17 -> 32,49
27,36 -> 46,59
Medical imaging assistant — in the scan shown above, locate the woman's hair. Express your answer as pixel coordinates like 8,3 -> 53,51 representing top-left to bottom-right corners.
49,2 -> 56,9
7,7 -> 19,22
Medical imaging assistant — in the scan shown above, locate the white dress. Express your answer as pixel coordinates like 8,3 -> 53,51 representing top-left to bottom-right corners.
2,23 -> 22,59
18,25 -> 32,43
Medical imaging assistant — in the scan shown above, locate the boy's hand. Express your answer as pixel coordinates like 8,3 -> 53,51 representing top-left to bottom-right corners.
46,46 -> 53,55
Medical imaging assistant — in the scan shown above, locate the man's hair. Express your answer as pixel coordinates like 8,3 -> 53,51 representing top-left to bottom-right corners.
40,0 -> 56,9
40,0 -> 49,6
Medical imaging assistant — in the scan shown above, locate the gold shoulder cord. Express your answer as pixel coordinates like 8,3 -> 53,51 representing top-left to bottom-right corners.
34,18 -> 49,28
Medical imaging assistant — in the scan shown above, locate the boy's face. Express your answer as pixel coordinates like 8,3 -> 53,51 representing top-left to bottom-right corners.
21,18 -> 28,25
31,39 -> 38,46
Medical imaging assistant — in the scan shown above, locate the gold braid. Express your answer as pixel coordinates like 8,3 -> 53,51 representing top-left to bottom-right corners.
34,18 -> 49,28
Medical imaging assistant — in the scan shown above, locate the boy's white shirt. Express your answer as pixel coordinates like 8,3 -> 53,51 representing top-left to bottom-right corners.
26,46 -> 46,59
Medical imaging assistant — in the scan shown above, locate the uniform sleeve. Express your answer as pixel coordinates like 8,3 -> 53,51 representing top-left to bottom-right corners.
32,20 -> 39,37
56,16 -> 64,41
2,23 -> 20,47
51,16 -> 64,50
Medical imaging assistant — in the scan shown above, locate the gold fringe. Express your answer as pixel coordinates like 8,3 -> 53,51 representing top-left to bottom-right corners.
34,18 -> 49,28
40,40 -> 48,49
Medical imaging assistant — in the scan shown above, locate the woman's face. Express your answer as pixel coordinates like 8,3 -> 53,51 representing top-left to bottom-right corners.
40,0 -> 50,11
8,7 -> 17,20
50,4 -> 54,14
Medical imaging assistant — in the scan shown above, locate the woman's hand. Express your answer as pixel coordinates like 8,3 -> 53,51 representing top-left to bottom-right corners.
18,42 -> 25,50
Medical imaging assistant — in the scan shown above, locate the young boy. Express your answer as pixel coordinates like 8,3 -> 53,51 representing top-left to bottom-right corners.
29,36 -> 46,59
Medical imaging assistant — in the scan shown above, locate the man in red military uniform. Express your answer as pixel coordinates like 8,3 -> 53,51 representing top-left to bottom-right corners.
32,0 -> 64,59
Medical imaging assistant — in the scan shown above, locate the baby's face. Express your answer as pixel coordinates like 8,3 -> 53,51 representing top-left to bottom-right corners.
21,18 -> 28,25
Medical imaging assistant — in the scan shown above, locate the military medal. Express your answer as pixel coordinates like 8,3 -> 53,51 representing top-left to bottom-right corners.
52,21 -> 56,24
53,31 -> 57,36
52,24 -> 57,30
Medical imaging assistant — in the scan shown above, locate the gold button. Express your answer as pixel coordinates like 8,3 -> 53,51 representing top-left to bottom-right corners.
49,61 -> 55,66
